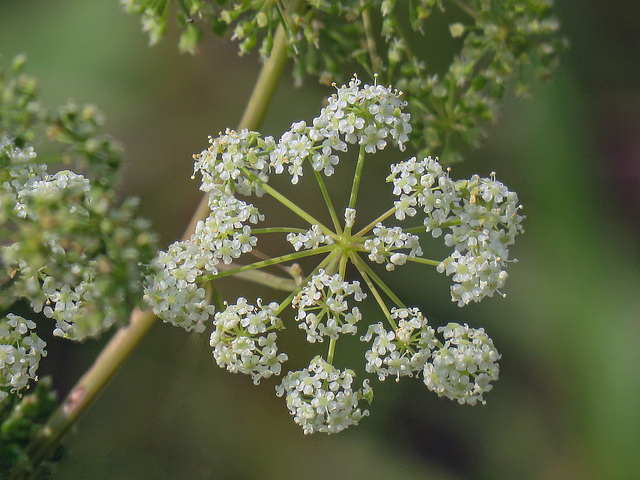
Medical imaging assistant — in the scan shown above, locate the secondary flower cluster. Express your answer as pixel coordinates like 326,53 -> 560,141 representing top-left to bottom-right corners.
424,323 -> 501,405
210,298 -> 287,385
143,76 -> 519,433
293,270 -> 366,343
275,356 -> 373,435
193,75 -> 412,191
389,157 -> 524,306
0,314 -> 47,403
364,224 -> 423,271
1,132 -> 157,402
361,307 -> 436,382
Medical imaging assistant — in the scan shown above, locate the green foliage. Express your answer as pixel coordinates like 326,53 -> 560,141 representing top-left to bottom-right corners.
0,377 -> 60,480
1,54 -> 158,374
0,55 -> 124,188
121,0 -> 566,162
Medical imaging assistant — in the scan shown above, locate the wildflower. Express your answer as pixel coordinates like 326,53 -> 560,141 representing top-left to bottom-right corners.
143,76 -> 515,433
423,323 -> 501,405
210,298 -> 288,384
275,356 -> 372,434
0,314 -> 47,402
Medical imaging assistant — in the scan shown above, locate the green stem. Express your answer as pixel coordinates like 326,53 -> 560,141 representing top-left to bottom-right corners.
403,225 -> 426,235
197,245 -> 334,282
338,252 -> 349,279
241,167 -> 334,236
349,253 -> 392,323
235,269 -> 298,290
327,337 -> 337,364
15,307 -> 157,479
344,145 -> 367,237
325,252 -> 341,276
348,144 -> 367,212
405,256 -> 441,267
353,205 -> 397,239
313,169 -> 342,235
252,227 -> 308,235
350,252 -> 405,309
237,24 -> 290,130
450,0 -> 480,21
16,22 -> 293,479
361,3 -> 384,75
177,0 -> 193,20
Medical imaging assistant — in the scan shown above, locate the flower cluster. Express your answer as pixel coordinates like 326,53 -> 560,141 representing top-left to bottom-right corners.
0,314 -> 47,403
193,129 -> 270,197
144,76 -> 514,434
389,157 -> 524,306
424,323 -> 501,405
145,130 -> 268,332
1,135 -> 157,341
143,242 -> 215,333
293,270 -> 366,343
0,58 -> 158,411
194,76 -> 411,189
287,225 -> 334,252
312,77 -> 412,154
147,76 -> 409,328
363,224 -> 423,271
361,307 -> 436,382
275,356 -> 373,434
210,298 -> 288,385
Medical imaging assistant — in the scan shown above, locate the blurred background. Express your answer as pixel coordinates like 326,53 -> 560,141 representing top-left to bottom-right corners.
1,0 -> 639,478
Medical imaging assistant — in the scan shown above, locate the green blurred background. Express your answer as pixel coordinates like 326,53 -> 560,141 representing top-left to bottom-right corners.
1,1 -> 639,478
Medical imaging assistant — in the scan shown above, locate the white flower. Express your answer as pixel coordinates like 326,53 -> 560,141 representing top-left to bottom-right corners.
143,241 -> 215,333
363,224 -> 422,271
388,156 -> 523,305
210,298 -> 287,384
423,323 -> 500,405
193,128 -> 270,197
146,75 -> 522,435
344,208 -> 356,228
0,314 -> 46,401
275,356 -> 372,434
361,307 -> 435,381
143,183 -> 262,331
286,225 -> 334,251
311,146 -> 339,176
293,270 -> 365,342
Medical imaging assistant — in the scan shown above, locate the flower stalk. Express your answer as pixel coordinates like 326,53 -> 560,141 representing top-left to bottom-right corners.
160,75 -> 519,434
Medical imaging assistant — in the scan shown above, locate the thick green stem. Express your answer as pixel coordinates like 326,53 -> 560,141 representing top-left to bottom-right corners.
361,3 -> 384,75
16,22 -> 292,479
15,307 -> 157,478
182,25 -> 289,240
237,24 -> 289,130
